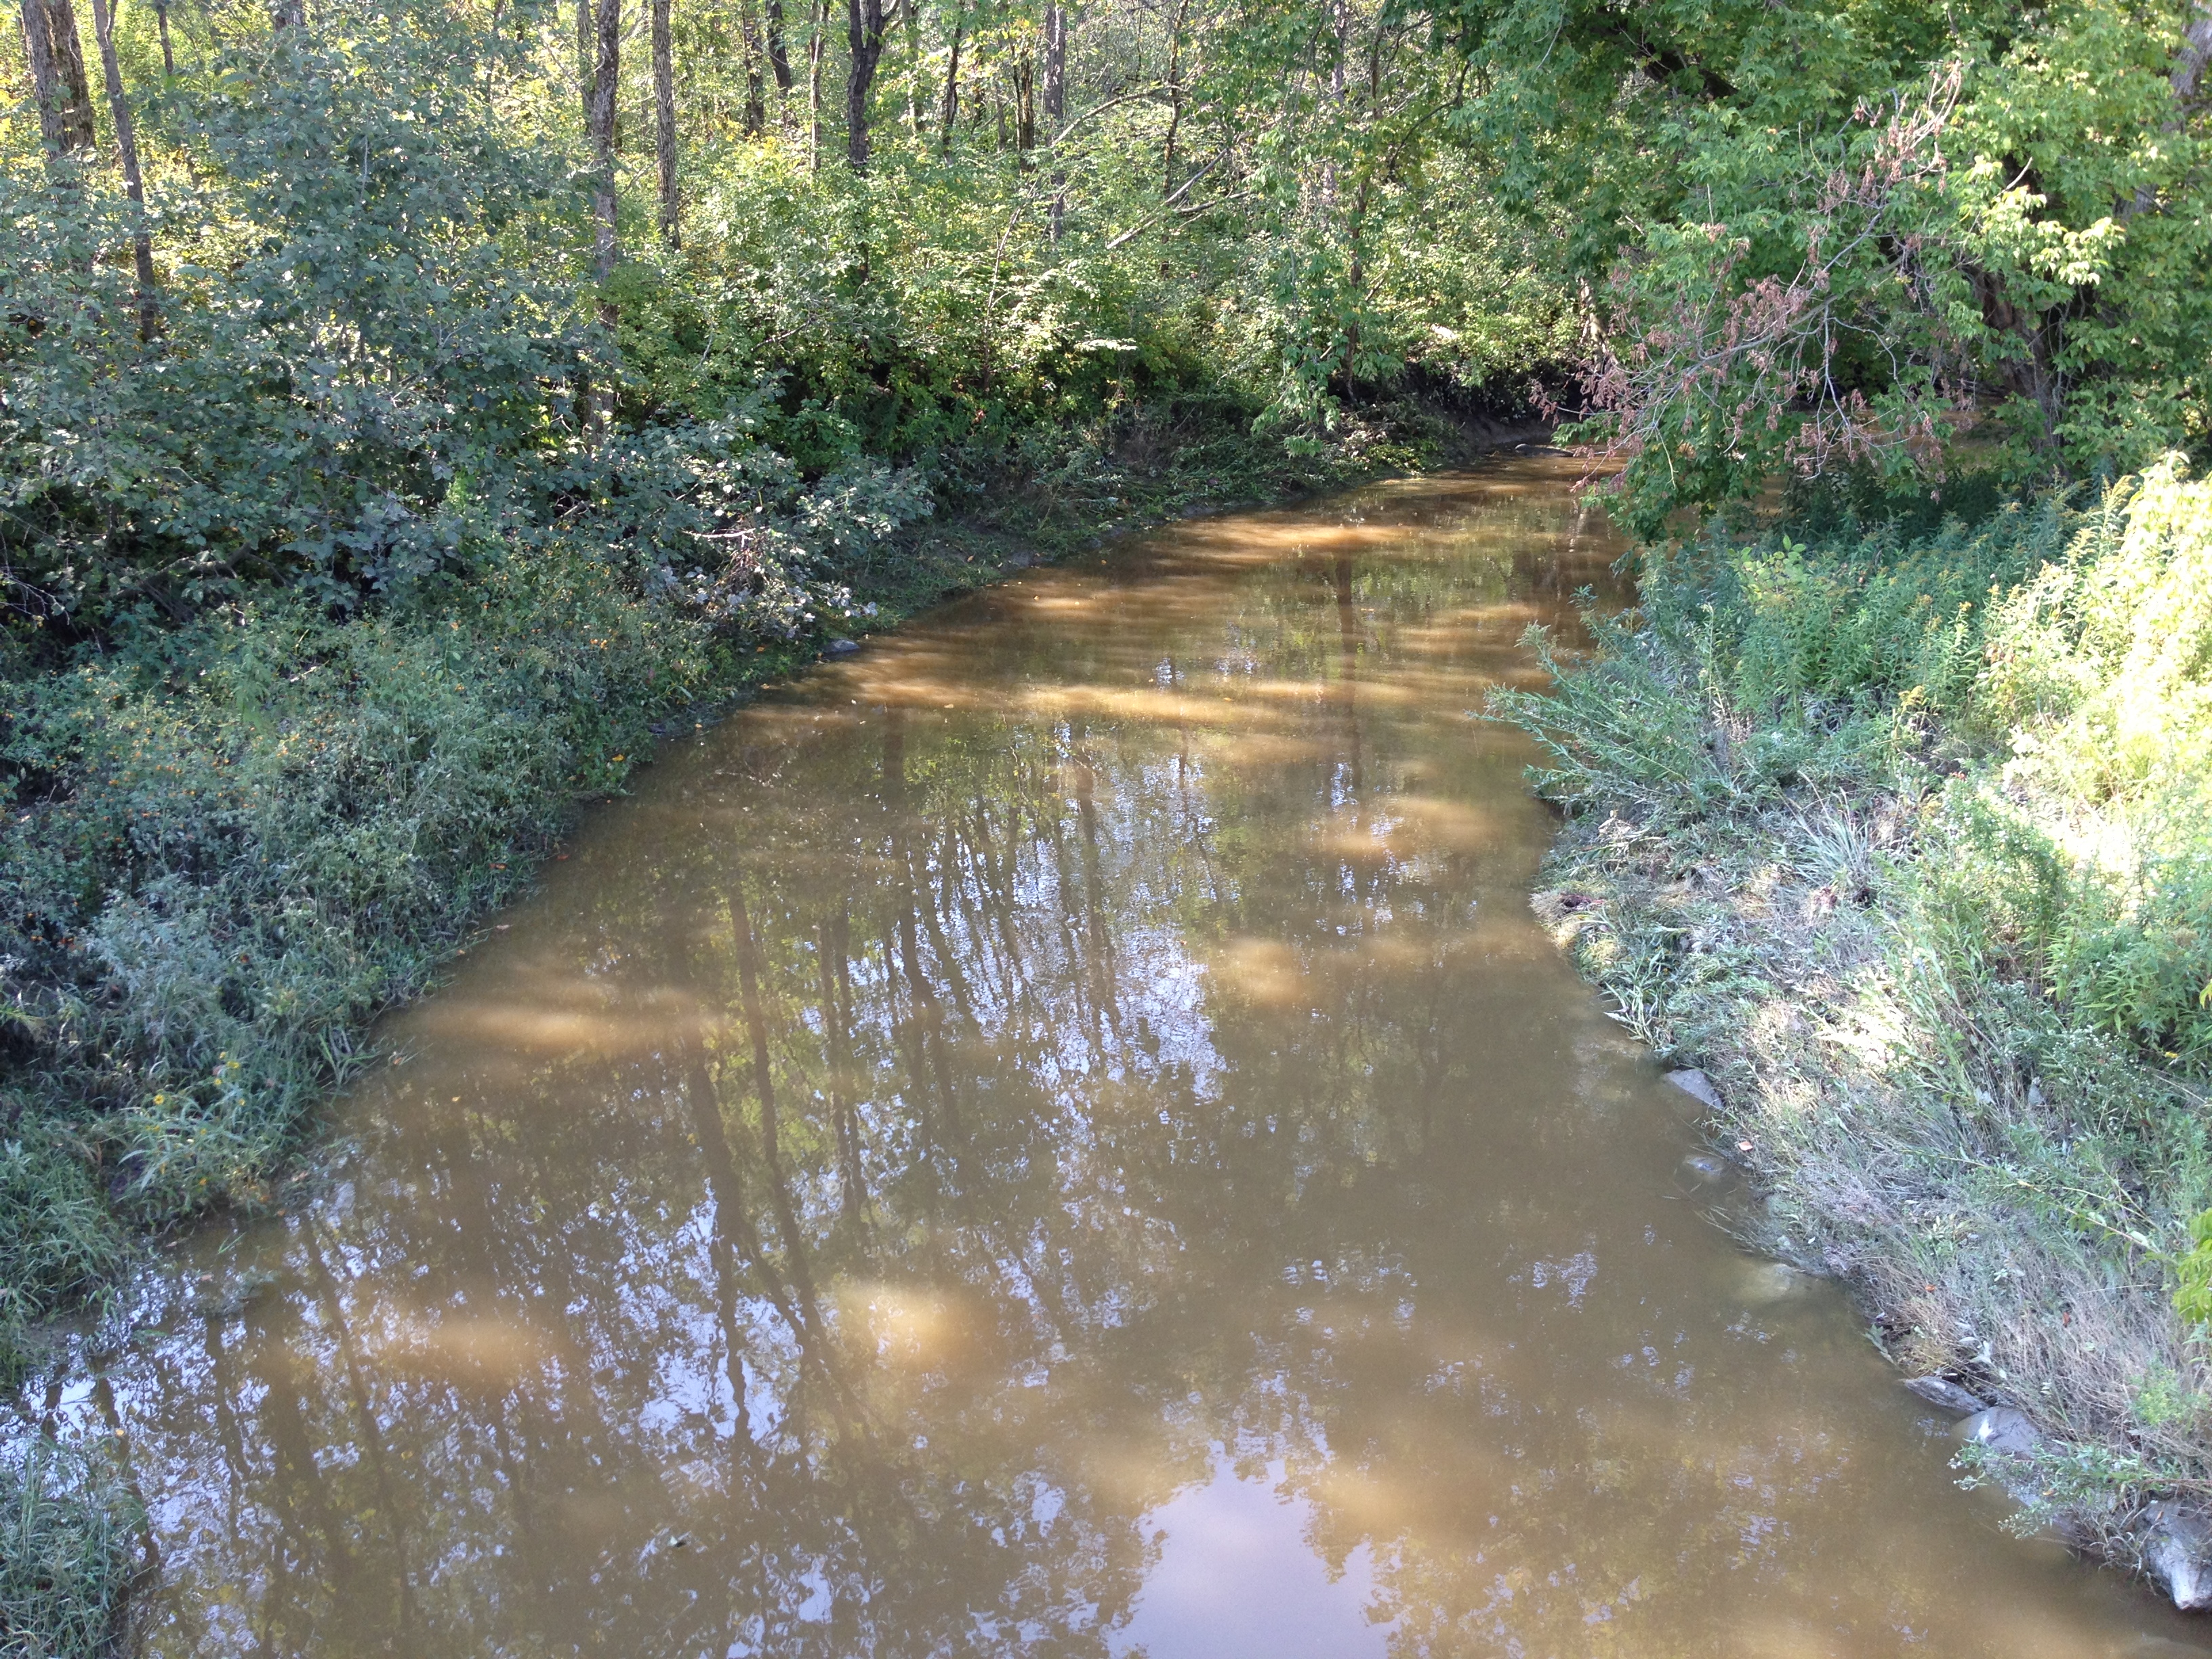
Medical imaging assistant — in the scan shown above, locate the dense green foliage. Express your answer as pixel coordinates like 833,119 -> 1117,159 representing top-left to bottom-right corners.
1498,462 -> 2212,1538
1431,0 -> 2212,527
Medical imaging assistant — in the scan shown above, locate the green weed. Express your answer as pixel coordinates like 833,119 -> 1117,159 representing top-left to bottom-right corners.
0,1438 -> 143,1659
1498,459 -> 2212,1553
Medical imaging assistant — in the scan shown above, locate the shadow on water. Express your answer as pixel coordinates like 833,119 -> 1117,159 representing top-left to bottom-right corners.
37,460 -> 2212,1656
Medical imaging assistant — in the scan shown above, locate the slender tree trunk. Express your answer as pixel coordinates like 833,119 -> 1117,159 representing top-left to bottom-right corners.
586,0 -> 620,426
2176,0 -> 2212,106
903,0 -> 922,138
1042,0 -> 1064,239
739,0 -> 766,133
844,0 -> 886,171
937,10 -> 962,149
764,0 -> 792,91
20,0 -> 97,158
152,0 -> 173,74
1336,20 -> 1385,377
1161,0 -> 1187,199
808,0 -> 825,170
85,0 -> 158,337
575,0 -> 591,93
1320,0 -> 1348,209
1013,54 -> 1032,161
653,0 -> 678,245
270,0 -> 303,27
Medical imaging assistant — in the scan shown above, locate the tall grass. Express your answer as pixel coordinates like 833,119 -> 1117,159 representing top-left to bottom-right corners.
0,1439 -> 143,1659
1498,459 -> 2212,1551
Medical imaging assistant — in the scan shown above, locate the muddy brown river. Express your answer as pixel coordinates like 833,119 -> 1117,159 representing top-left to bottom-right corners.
40,463 -> 2211,1655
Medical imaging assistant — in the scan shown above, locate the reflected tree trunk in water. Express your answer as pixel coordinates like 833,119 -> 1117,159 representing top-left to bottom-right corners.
729,877 -> 826,1332
244,1292 -> 350,1631
201,1311 -> 248,1563
1334,553 -> 1364,798
300,1220 -> 411,1637
915,825 -> 979,1026
816,905 -> 871,1225
882,711 -> 964,1155
87,1373 -> 161,1585
1069,718 -> 1123,1046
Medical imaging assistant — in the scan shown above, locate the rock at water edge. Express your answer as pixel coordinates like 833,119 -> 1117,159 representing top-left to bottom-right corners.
1679,1152 -> 1732,1186
1665,1069 -> 1723,1111
2141,1501 -> 2212,1612
1903,1376 -> 1990,1416
1955,1406 -> 2039,1459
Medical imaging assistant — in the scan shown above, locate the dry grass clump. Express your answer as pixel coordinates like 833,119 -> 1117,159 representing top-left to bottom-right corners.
1499,462 -> 2212,1563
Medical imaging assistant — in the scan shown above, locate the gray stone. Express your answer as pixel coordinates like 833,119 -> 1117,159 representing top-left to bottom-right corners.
1955,1406 -> 2039,1460
1665,1068 -> 1723,1111
1902,1375 -> 1990,1416
2140,1500 -> 2212,1612
823,638 -> 862,657
1736,1261 -> 1810,1305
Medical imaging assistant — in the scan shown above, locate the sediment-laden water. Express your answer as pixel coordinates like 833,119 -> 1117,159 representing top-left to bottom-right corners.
39,463 -> 2209,1656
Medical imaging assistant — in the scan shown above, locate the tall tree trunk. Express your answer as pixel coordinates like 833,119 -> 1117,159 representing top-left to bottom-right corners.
270,0 -> 303,26
1013,54 -> 1032,161
575,0 -> 591,94
652,0 -> 678,245
1161,0 -> 1187,199
587,0 -> 620,426
844,0 -> 885,171
764,0 -> 792,91
152,0 -> 173,74
2176,0 -> 2212,107
937,9 -> 962,149
1042,0 -> 1064,239
739,0 -> 766,133
85,0 -> 157,337
903,0 -> 922,138
808,0 -> 825,171
1320,0 -> 1348,209
20,0 -> 97,158
1336,18 -> 1385,379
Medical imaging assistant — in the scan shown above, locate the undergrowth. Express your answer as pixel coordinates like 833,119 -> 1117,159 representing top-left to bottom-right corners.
0,1439 -> 142,1659
1495,459 -> 2212,1563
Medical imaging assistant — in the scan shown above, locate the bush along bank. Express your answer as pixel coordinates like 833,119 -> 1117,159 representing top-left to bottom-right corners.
1493,459 -> 2212,1604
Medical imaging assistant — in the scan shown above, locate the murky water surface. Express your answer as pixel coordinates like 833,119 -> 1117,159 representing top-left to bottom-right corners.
59,464 -> 2210,1655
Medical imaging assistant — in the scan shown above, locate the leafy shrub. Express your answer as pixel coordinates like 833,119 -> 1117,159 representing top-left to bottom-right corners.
0,491 -> 913,1249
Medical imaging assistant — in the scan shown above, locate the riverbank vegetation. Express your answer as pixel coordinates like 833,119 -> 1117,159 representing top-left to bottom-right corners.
1499,462 -> 2212,1565
2,0 -> 2210,1637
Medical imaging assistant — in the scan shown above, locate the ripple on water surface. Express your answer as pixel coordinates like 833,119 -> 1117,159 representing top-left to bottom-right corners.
47,462 -> 2212,1657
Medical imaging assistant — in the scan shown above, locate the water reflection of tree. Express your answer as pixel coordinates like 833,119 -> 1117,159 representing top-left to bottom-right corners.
109,494 -> 1790,1658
